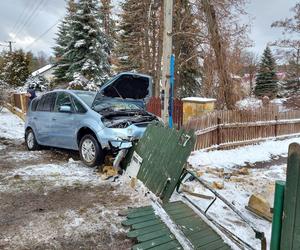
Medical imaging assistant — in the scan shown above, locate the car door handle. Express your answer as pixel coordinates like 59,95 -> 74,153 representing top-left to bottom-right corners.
33,117 -> 37,120
52,118 -> 57,121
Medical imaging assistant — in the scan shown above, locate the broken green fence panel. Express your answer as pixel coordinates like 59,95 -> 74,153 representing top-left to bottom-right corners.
127,123 -> 195,202
163,201 -> 230,249
132,235 -> 176,250
127,223 -> 167,238
149,240 -> 183,250
281,143 -> 300,250
137,229 -> 172,242
122,214 -> 157,226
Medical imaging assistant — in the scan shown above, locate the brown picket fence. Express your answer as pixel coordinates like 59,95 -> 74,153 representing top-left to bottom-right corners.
185,106 -> 300,151
146,97 -> 183,128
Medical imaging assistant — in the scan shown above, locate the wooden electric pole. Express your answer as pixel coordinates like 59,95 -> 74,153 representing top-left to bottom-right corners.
161,0 -> 173,124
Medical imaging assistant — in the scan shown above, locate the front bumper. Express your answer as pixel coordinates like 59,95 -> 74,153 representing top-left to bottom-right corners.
96,124 -> 146,150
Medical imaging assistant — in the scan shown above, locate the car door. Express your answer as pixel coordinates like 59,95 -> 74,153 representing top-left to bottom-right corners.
33,92 -> 56,145
50,92 -> 77,149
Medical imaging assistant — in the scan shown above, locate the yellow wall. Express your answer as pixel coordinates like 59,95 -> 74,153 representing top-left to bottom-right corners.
183,101 -> 215,124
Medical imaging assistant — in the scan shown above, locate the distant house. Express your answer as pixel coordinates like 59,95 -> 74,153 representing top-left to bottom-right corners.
31,64 -> 56,82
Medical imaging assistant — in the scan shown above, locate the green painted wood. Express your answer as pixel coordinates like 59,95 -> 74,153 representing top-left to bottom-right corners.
127,124 -> 195,202
165,201 -> 229,250
132,218 -> 162,229
127,223 -> 167,238
281,143 -> 300,250
137,229 -> 172,242
132,235 -> 175,250
122,214 -> 157,226
149,240 -> 183,250
270,180 -> 286,250
127,209 -> 155,219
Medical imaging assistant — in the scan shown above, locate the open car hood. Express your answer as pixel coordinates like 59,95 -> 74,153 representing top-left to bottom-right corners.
95,72 -> 152,101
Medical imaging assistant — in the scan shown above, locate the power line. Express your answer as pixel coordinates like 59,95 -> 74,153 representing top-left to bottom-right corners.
11,0 -> 35,34
25,19 -> 61,50
15,0 -> 47,36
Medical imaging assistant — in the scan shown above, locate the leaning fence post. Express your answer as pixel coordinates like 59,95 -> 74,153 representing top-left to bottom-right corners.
280,143 -> 300,250
270,180 -> 285,250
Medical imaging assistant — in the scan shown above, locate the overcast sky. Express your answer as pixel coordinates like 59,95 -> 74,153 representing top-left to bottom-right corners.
0,0 -> 297,57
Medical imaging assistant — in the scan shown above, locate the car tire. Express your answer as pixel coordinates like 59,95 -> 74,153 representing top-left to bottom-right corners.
79,134 -> 104,167
25,129 -> 40,150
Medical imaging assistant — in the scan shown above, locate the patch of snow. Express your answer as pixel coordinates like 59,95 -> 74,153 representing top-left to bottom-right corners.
31,64 -> 54,77
189,137 -> 300,169
236,97 -> 262,110
182,97 -> 216,103
0,108 -> 24,140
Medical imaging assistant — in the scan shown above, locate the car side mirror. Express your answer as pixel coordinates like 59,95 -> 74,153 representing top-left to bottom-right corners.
59,105 -> 72,113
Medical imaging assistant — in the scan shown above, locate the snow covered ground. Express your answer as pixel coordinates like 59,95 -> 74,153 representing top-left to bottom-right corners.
0,108 -> 24,140
185,137 -> 298,249
189,137 -> 300,169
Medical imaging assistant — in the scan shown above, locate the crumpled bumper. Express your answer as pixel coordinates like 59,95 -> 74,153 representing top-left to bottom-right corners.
96,124 -> 146,150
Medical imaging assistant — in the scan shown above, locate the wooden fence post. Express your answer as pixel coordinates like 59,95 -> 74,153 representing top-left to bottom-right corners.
217,117 -> 221,147
280,143 -> 300,249
275,115 -> 278,137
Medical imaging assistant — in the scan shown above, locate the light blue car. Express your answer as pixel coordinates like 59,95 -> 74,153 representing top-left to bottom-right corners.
25,72 -> 158,167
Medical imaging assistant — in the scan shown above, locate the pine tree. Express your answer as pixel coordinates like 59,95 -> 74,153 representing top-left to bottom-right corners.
116,0 -> 145,72
254,47 -> 278,98
0,50 -> 30,87
53,0 -> 77,83
65,0 -> 112,85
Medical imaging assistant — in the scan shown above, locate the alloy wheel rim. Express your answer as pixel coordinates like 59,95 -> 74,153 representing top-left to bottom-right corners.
81,139 -> 96,163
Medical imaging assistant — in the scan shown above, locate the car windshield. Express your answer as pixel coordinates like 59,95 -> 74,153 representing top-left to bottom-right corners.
75,92 -> 96,107
93,98 -> 142,112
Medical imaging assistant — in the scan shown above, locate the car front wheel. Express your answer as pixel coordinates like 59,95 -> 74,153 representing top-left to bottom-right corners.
25,129 -> 39,150
79,134 -> 104,167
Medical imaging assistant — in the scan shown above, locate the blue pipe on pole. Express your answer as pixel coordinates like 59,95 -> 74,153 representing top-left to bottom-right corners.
169,54 -> 175,128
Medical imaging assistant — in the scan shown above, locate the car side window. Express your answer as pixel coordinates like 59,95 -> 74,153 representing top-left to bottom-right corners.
43,93 -> 57,112
31,98 -> 39,111
54,92 -> 74,112
36,95 -> 46,111
72,96 -> 87,113
36,93 -> 57,112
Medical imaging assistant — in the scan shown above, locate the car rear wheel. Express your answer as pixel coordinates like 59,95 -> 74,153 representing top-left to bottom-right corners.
79,134 -> 104,167
25,129 -> 39,150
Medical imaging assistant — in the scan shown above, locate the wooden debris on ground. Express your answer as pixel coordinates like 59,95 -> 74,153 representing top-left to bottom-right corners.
245,194 -> 273,222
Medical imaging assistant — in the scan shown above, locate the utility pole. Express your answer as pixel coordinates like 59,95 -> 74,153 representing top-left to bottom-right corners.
6,41 -> 15,52
0,41 -> 15,52
161,0 -> 173,124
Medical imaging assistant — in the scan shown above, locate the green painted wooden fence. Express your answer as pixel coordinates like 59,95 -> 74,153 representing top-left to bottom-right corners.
126,123 -> 195,202
280,143 -> 300,249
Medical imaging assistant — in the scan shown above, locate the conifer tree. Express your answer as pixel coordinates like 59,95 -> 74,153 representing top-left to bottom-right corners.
53,0 -> 77,83
53,0 -> 112,87
254,47 -> 278,98
0,50 -> 30,86
65,0 -> 112,85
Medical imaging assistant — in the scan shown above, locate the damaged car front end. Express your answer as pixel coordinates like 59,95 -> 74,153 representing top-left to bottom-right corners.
25,72 -> 160,168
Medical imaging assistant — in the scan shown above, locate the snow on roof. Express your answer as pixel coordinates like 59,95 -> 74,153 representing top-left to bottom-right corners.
182,97 -> 216,103
31,64 -> 54,77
